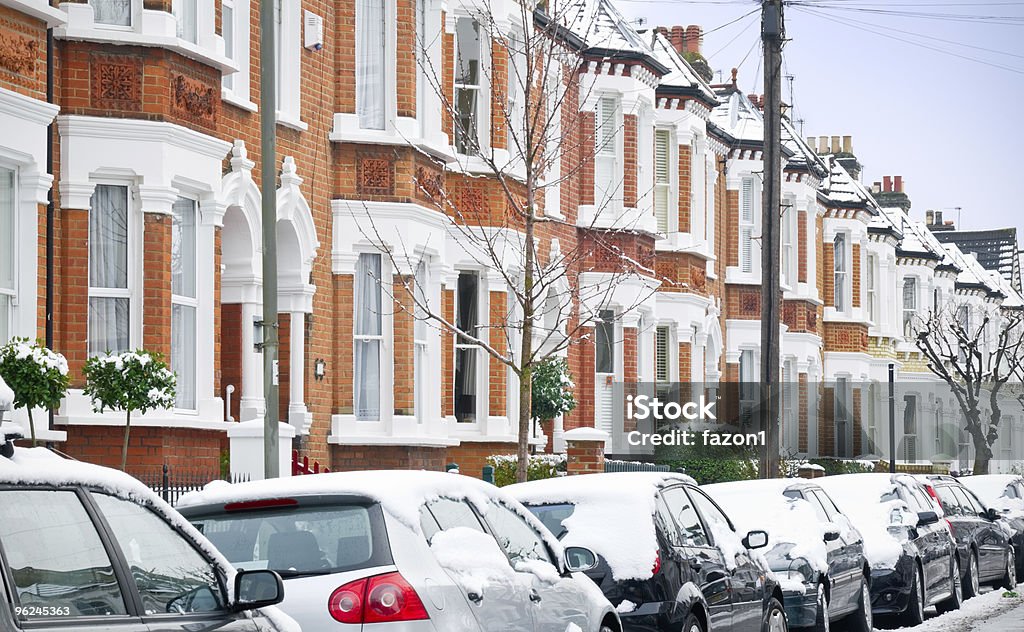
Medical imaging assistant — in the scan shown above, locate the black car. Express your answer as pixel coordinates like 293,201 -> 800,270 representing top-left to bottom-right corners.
918,475 -> 1017,597
706,479 -> 872,632
0,446 -> 287,632
961,474 -> 1024,577
508,473 -> 789,632
817,473 -> 960,627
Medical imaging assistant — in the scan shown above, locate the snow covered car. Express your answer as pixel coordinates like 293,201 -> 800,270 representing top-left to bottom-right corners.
705,479 -> 871,632
916,475 -> 1017,596
0,447 -> 292,632
507,472 -> 788,632
960,474 -> 1024,577
816,473 -> 960,627
177,470 -> 620,632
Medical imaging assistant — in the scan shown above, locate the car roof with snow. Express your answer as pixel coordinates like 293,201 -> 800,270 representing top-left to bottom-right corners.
0,445 -> 160,502
959,475 -> 1024,504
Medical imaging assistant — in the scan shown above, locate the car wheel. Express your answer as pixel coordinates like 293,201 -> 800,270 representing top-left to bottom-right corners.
762,597 -> 788,632
812,583 -> 830,632
964,550 -> 980,599
843,575 -> 873,632
899,565 -> 925,627
937,557 -> 963,614
680,611 -> 704,632
1001,549 -> 1018,591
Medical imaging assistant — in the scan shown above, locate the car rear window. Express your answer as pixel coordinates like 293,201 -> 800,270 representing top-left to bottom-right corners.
522,503 -> 575,540
189,502 -> 392,577
935,486 -> 962,516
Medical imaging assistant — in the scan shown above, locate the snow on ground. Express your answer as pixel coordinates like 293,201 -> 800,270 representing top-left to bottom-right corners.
879,588 -> 1023,632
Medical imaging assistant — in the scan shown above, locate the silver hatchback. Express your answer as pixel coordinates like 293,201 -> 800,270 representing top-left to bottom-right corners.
178,470 -> 620,632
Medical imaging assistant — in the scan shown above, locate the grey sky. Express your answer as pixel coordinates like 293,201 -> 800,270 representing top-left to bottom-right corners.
617,0 -> 1024,236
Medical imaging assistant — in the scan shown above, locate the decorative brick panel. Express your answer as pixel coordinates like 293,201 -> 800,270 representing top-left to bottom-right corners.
170,69 -> 218,128
357,154 -> 396,197
91,53 -> 143,112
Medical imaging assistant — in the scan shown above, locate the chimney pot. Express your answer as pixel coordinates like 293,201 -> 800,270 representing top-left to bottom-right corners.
806,137 -> 816,153
819,136 -> 829,153
935,210 -> 943,225
945,220 -> 954,226
831,136 -> 841,153
872,183 -> 881,194
894,175 -> 903,193
684,25 -> 702,55
883,175 -> 892,192
670,25 -> 685,55
730,67 -> 737,85
842,135 -> 852,153
926,210 -> 935,225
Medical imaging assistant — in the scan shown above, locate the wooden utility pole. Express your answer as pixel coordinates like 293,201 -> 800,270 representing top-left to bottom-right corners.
760,0 -> 783,479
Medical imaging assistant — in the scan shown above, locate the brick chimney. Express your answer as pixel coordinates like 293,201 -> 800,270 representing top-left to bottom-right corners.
684,25 -> 702,55
876,175 -> 912,213
670,25 -> 685,54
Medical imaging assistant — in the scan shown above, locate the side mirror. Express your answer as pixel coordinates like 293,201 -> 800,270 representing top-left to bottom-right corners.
232,569 -> 285,612
983,507 -> 1000,521
823,524 -> 841,542
564,546 -> 598,573
742,530 -> 769,550
916,511 -> 940,527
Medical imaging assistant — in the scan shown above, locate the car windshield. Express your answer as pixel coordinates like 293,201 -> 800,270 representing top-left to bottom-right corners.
523,503 -> 575,540
189,502 -> 391,577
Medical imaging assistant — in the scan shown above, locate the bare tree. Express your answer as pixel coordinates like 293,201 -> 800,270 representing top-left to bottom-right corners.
914,301 -> 1024,474
351,0 -> 664,482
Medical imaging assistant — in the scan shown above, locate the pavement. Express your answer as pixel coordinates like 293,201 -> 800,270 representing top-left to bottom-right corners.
972,600 -> 1024,632
880,588 -> 1023,632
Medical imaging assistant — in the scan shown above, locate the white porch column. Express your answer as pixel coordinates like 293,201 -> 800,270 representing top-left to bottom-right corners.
239,301 -> 266,421
288,310 -> 312,434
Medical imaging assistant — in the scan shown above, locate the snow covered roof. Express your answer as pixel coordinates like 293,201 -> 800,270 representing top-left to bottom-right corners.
558,0 -> 652,58
507,472 -> 694,580
0,374 -> 12,409
986,269 -> 1024,308
709,89 -> 764,145
943,242 -> 1000,294
781,118 -> 826,175
645,30 -> 717,105
869,206 -> 905,239
818,155 -> 876,211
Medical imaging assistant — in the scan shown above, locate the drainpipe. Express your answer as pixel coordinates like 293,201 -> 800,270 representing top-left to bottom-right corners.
45,25 -> 55,434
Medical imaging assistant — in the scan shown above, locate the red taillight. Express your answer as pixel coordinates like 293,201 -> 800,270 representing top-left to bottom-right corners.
652,554 -> 662,575
946,518 -> 956,537
224,498 -> 298,512
328,572 -> 429,624
924,485 -> 940,503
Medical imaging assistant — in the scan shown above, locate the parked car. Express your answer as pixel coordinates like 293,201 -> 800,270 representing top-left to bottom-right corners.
960,474 -> 1024,577
0,446 -> 291,632
916,474 -> 1017,595
507,472 -> 789,632
816,473 -> 960,627
705,479 -> 871,632
178,470 -> 619,632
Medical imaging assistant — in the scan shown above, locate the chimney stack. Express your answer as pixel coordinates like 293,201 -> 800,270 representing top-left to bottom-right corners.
876,175 -> 913,213
669,25 -> 685,55
842,136 -> 852,153
684,25 -> 702,55
883,175 -> 892,192
894,175 -> 903,193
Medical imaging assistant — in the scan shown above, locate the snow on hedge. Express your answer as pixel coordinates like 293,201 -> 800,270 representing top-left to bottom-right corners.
705,479 -> 832,573
815,474 -> 908,569
506,472 -> 694,581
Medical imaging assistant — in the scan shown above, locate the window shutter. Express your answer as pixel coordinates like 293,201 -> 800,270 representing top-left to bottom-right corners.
597,97 -> 617,154
740,178 -> 754,273
654,130 -> 670,232
655,326 -> 669,382
740,178 -> 754,223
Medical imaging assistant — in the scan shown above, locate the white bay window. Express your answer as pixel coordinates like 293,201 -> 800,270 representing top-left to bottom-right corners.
88,184 -> 131,356
355,253 -> 383,421
171,197 -> 197,410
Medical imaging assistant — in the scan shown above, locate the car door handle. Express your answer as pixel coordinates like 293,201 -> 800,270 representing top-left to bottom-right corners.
467,591 -> 483,604
530,590 -> 542,603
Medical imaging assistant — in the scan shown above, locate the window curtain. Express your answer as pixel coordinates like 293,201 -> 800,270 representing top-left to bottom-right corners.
91,0 -> 131,25
356,0 -> 386,129
171,198 -> 196,299
354,254 -> 382,420
174,0 -> 197,42
89,185 -> 129,355
0,168 -> 13,343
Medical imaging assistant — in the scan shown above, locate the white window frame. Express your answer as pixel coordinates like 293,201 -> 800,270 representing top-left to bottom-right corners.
275,0 -> 304,129
653,128 -> 673,233
903,393 -> 918,462
415,0 -> 429,137
171,195 -> 198,411
89,0 -> 134,28
655,325 -> 671,384
781,200 -> 796,289
866,252 -> 878,324
834,377 -> 852,457
594,95 -> 620,208
414,259 -> 430,423
505,29 -> 526,153
833,233 -> 848,312
172,0 -> 197,43
88,182 -> 137,356
454,270 -> 485,424
354,253 -> 385,422
0,166 -> 15,345
738,348 -> 757,426
902,277 -> 918,337
221,0 -> 253,107
739,176 -> 756,274
454,17 -> 485,155
356,0 -> 388,130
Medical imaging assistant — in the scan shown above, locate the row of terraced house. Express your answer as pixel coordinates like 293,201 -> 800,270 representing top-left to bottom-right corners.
1,0 -> 1022,476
